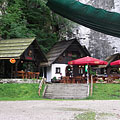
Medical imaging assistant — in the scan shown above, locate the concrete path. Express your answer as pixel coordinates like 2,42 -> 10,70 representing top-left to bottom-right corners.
0,100 -> 120,120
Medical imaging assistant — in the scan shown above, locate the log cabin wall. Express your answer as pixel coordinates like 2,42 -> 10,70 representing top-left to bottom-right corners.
0,38 -> 47,78
54,40 -> 90,64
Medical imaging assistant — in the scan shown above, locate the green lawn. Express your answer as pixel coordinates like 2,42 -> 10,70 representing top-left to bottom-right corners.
0,83 -> 45,101
87,83 -> 120,100
0,83 -> 120,100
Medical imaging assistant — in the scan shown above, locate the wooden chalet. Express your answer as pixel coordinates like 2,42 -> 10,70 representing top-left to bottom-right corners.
0,38 -> 47,78
40,39 -> 90,82
99,53 -> 120,75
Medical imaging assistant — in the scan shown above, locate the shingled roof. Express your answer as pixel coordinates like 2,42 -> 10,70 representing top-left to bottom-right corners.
40,39 -> 90,66
0,38 -> 35,59
99,53 -> 120,68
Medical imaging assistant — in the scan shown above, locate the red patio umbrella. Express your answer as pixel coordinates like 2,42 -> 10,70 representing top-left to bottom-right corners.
68,56 -> 108,96
68,56 -> 108,65
110,60 -> 120,66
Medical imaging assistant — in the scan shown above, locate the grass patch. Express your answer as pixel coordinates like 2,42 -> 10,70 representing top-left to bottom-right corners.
87,83 -> 120,100
98,112 -> 114,117
75,111 -> 96,120
75,111 -> 115,120
0,83 -> 45,101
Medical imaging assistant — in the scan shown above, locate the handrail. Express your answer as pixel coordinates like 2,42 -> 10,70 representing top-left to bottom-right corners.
42,85 -> 48,97
38,78 -> 46,96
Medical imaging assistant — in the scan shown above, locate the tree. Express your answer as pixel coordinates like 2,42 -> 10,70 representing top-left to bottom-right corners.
0,0 -> 74,53
0,0 -> 35,39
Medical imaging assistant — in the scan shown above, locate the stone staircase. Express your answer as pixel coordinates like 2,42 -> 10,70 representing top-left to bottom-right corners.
43,83 -> 89,99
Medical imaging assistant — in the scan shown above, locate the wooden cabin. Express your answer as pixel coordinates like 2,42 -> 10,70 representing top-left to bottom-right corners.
40,39 -> 90,82
0,38 -> 47,78
99,53 -> 120,75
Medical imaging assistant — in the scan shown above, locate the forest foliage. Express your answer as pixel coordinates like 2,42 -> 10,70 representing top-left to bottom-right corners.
0,0 -> 75,53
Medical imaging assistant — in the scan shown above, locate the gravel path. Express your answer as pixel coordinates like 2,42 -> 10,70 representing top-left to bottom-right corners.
0,100 -> 120,120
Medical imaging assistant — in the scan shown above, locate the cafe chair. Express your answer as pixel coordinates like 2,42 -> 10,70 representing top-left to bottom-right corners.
16,71 -> 25,79
34,72 -> 40,79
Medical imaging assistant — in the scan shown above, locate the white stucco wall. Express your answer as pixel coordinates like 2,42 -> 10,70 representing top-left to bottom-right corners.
46,63 -> 68,82
46,66 -> 52,82
51,64 -> 68,79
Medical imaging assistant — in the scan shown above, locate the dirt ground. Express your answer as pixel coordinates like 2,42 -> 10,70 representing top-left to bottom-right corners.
0,100 -> 120,120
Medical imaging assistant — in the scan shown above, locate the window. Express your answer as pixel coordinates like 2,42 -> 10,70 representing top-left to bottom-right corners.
56,67 -> 61,74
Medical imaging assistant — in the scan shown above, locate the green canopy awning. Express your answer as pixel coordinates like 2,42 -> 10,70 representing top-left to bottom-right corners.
47,0 -> 120,38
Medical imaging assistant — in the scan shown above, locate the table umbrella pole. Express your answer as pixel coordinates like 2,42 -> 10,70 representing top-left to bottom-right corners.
90,75 -> 93,96
87,65 -> 90,96
87,65 -> 89,84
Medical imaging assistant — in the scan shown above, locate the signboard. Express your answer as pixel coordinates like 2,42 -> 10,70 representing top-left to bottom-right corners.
25,57 -> 33,60
10,58 -> 16,64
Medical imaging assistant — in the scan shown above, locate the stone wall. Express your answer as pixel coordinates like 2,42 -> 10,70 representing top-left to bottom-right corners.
0,79 -> 41,84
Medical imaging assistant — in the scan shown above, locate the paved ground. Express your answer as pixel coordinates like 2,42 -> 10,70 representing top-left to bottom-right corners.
0,100 -> 120,120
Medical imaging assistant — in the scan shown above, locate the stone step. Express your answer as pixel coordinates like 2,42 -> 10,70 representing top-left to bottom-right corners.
47,86 -> 88,89
46,88 -> 88,90
46,92 -> 87,94
44,95 -> 88,99
47,87 -> 88,89
45,95 -> 88,98
46,89 -> 87,91
47,84 -> 88,86
48,84 -> 87,86
45,92 -> 88,95
44,83 -> 89,99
